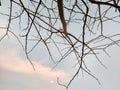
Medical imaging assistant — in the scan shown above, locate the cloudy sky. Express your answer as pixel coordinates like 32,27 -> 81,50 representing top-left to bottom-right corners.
0,32 -> 120,90
0,34 -> 69,90
0,1 -> 120,90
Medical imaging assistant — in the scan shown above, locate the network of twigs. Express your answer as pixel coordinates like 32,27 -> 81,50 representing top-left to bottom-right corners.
0,0 -> 120,89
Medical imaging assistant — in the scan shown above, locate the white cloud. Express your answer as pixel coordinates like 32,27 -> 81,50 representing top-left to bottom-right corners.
0,18 -> 69,79
0,25 -> 69,90
0,45 -> 69,90
0,49 -> 69,78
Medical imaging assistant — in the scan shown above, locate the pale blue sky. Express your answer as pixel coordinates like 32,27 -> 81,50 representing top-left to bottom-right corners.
0,39 -> 120,90
0,1 -> 120,90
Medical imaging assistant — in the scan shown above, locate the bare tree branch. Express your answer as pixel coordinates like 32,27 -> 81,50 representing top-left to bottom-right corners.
1,0 -> 120,89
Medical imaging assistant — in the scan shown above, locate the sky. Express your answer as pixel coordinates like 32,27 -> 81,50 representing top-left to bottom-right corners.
0,33 -> 120,90
0,1 -> 120,90
0,46 -> 68,90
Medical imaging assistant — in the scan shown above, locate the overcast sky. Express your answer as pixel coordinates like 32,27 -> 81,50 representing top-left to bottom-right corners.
0,1 -> 120,90
0,33 -> 120,90
0,16 -> 120,90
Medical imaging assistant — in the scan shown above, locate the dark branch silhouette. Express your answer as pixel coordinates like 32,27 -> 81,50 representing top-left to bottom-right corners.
0,0 -> 120,89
